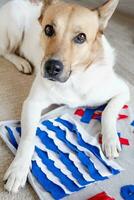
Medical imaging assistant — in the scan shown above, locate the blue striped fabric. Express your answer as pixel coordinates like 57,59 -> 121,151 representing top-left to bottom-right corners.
80,104 -> 106,123
0,106 -> 123,200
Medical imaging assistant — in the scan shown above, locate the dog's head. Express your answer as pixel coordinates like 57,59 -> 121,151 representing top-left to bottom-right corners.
39,0 -> 119,82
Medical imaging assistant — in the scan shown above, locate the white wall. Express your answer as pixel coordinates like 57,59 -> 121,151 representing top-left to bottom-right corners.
68,0 -> 134,16
119,0 -> 134,16
0,0 -> 134,16
0,0 -> 8,7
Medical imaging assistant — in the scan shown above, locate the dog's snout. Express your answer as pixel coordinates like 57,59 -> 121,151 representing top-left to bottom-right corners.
44,59 -> 63,80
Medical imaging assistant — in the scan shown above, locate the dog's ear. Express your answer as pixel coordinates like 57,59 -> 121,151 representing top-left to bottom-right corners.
39,0 -> 60,24
95,0 -> 119,32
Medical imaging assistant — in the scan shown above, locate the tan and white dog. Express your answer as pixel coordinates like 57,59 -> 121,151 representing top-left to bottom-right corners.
3,0 -> 130,194
0,0 -> 43,73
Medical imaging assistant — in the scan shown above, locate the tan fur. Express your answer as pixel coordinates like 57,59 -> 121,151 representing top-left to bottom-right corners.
39,0 -> 118,81
97,0 -> 119,31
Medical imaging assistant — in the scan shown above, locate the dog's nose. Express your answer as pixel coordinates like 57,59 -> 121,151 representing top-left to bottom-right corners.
44,59 -> 63,80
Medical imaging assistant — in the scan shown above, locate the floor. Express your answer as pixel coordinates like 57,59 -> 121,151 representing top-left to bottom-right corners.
0,1 -> 134,200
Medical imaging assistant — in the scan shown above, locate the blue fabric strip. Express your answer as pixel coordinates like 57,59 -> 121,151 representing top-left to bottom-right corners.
120,185 -> 134,200
81,109 -> 95,123
131,121 -> 134,127
96,104 -> 107,111
36,128 -> 90,185
59,152 -> 93,185
42,121 -> 107,181
55,118 -> 120,175
35,146 -> 82,192
5,126 -> 18,149
31,160 -> 67,200
80,104 -> 106,124
16,127 -> 21,136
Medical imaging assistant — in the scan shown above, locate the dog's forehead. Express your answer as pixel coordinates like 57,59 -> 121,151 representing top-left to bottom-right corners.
42,3 -> 99,32
69,7 -> 99,32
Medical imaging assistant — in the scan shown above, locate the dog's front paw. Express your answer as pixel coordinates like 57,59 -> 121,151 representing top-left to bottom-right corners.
15,57 -> 33,74
102,134 -> 121,159
4,159 -> 29,193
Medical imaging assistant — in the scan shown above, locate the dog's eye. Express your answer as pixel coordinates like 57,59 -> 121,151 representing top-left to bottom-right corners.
73,33 -> 86,44
45,25 -> 55,37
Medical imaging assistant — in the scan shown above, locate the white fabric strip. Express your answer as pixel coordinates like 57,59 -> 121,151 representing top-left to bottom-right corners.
33,152 -> 71,195
58,115 -> 123,171
52,118 -> 122,176
39,124 -> 94,182
35,137 -> 84,187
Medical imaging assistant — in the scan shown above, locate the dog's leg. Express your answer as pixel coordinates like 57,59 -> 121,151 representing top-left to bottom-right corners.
101,88 -> 130,159
4,53 -> 33,74
4,94 -> 50,193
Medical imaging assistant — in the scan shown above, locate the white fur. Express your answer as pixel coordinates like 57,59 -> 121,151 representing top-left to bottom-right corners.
2,1 -> 130,195
0,0 -> 43,73
4,35 -> 130,193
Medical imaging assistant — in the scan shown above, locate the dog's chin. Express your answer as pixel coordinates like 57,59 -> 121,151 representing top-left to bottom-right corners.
43,71 -> 72,83
46,76 -> 69,83
43,74 -> 71,83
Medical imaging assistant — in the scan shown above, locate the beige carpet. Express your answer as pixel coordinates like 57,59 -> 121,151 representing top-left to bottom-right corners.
0,5 -> 134,200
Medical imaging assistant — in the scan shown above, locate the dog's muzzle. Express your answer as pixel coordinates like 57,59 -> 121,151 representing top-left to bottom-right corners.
44,59 -> 64,81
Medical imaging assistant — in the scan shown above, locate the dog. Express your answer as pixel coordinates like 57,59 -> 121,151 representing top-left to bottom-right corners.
0,0 -> 43,73
3,0 -> 130,194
